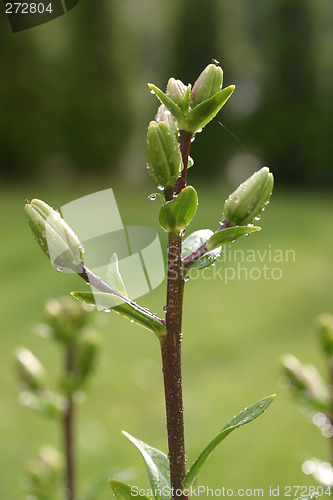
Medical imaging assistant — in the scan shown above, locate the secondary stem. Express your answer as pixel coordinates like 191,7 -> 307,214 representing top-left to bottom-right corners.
160,130 -> 192,500
64,348 -> 75,500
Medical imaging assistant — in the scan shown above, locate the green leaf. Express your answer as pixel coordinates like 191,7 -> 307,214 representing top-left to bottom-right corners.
182,229 -> 220,272
122,431 -> 170,500
148,83 -> 184,126
159,186 -> 198,234
71,292 -> 166,339
106,253 -> 128,297
109,479 -> 151,500
205,226 -> 261,251
184,395 -> 275,489
184,85 -> 235,134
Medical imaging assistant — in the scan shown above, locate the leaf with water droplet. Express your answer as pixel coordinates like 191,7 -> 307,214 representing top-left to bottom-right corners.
183,395 -> 275,489
71,292 -> 166,339
148,83 -> 184,127
106,253 -> 128,297
122,431 -> 170,499
109,479 -> 151,500
159,186 -> 198,234
148,192 -> 165,204
205,226 -> 261,252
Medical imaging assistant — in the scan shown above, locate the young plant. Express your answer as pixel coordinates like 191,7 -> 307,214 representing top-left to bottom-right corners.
16,296 -> 101,500
25,63 -> 277,499
281,313 -> 333,488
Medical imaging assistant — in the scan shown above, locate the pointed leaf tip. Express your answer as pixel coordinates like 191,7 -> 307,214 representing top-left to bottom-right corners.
183,395 -> 275,489
122,431 -> 170,500
109,479 -> 151,500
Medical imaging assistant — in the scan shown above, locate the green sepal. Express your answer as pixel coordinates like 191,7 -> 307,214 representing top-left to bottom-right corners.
205,226 -> 261,251
183,395 -> 275,489
159,186 -> 198,234
122,431 -> 170,500
71,292 -> 166,339
184,85 -> 235,134
106,253 -> 128,297
109,479 -> 151,500
148,83 -> 184,127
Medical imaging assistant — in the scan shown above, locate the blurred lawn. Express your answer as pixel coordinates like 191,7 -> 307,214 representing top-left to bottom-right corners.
1,179 -> 333,499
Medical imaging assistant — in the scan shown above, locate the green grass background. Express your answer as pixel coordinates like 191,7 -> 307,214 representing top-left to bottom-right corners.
1,180 -> 333,499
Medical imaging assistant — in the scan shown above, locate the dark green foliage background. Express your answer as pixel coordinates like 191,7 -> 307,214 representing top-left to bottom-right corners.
1,0 -> 333,184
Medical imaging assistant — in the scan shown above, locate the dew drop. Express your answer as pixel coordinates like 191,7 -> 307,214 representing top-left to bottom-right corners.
163,305 -> 167,313
55,266 -> 64,273
148,194 -> 157,201
157,184 -> 164,191
104,308 -> 111,313
184,276 -> 190,282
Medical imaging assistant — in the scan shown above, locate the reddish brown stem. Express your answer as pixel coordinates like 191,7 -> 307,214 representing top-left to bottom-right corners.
160,130 -> 192,500
64,349 -> 75,500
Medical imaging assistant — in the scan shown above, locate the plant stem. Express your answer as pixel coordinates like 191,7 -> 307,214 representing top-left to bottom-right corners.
329,356 -> 333,466
160,130 -> 192,500
64,348 -> 75,500
182,220 -> 230,269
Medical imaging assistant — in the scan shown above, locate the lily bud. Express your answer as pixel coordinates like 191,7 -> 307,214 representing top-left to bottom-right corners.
25,199 -> 83,273
317,313 -> 333,357
191,63 -> 223,107
16,347 -> 45,391
223,167 -> 274,225
45,296 -> 91,346
146,120 -> 183,188
281,354 -> 329,412
75,331 -> 101,383
167,78 -> 187,104
167,78 -> 191,112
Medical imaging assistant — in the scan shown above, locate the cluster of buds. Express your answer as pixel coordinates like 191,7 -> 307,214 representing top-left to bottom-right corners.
16,296 -> 102,418
146,63 -> 234,193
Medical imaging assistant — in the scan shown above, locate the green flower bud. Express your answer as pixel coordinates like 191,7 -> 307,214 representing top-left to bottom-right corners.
159,185 -> 198,234
155,105 -> 178,134
75,330 -> 101,383
167,78 -> 191,112
317,313 -> 333,356
281,354 -> 329,412
167,78 -> 188,104
45,296 -> 92,346
146,120 -> 183,188
25,199 -> 83,273
191,63 -> 223,107
16,347 -> 46,391
223,167 -> 274,225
